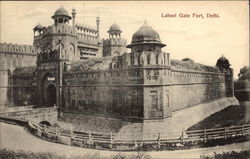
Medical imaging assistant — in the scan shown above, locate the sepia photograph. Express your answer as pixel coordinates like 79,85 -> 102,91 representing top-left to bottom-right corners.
0,1 -> 249,159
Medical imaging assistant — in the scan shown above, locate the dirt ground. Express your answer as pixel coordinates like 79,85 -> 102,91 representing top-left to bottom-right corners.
188,101 -> 250,131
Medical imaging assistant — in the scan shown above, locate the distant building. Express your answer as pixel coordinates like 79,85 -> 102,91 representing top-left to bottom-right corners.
103,23 -> 127,57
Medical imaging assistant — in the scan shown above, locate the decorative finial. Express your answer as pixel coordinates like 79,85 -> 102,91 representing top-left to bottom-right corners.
96,14 -> 100,20
143,19 -> 148,27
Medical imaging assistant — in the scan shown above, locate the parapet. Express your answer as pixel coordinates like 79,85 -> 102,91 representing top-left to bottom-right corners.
37,50 -> 59,63
0,43 -> 36,55
75,23 -> 97,33
103,38 -> 127,46
170,59 -> 220,73
34,24 -> 76,39
68,56 -> 113,73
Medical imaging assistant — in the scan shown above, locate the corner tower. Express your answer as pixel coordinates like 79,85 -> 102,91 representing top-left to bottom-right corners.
216,55 -> 234,97
127,21 -> 171,120
103,23 -> 127,57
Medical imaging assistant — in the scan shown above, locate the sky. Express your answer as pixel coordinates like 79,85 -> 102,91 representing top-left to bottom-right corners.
0,1 -> 249,78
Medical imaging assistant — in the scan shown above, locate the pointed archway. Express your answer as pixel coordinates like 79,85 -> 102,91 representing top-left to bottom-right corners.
47,84 -> 56,107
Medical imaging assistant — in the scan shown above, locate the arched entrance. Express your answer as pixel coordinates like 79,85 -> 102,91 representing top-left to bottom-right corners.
39,121 -> 51,127
47,84 -> 56,107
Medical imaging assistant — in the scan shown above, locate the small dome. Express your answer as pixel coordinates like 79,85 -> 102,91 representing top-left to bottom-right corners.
216,55 -> 230,67
52,7 -> 71,19
33,23 -> 43,30
55,7 -> 69,16
108,23 -> 121,32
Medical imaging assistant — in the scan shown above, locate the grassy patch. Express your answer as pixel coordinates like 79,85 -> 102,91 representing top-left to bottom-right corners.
0,149 -> 151,159
188,103 -> 250,131
200,150 -> 250,159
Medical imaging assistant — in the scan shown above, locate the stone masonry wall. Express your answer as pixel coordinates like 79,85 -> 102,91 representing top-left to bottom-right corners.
0,71 -> 9,111
142,67 -> 227,119
62,85 -> 143,119
0,43 -> 37,110
0,43 -> 37,71
63,67 -> 228,121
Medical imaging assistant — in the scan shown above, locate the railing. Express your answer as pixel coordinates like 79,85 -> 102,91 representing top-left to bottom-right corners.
27,119 -> 250,151
186,124 -> 250,140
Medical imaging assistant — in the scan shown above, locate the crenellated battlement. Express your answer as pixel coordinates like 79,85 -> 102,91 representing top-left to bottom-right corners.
0,43 -> 36,55
37,50 -> 60,63
116,51 -> 170,67
103,38 -> 127,46
34,24 -> 76,40
75,23 -> 97,34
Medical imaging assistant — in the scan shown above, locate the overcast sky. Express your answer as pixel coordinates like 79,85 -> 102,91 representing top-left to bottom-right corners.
0,1 -> 249,78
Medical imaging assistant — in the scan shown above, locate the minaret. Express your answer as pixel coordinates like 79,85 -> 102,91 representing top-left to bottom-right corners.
72,8 -> 76,28
96,16 -> 100,41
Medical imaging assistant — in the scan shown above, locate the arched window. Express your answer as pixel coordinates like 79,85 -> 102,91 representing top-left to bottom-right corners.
136,50 -> 142,53
69,44 -> 75,55
59,18 -> 63,23
131,54 -> 134,64
113,51 -> 120,56
156,54 -> 159,65
138,54 -> 141,65
147,54 -> 150,65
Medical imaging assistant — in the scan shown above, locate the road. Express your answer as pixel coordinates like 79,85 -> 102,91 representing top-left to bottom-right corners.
0,122 -> 249,159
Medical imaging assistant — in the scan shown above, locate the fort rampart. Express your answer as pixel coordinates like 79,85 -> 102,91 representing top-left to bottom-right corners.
61,53 -> 232,121
0,43 -> 37,110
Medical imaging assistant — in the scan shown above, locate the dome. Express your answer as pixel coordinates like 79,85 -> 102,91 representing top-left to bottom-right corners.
132,21 -> 160,43
108,23 -> 121,33
52,7 -> 71,19
128,21 -> 165,48
33,23 -> 43,30
216,55 -> 230,67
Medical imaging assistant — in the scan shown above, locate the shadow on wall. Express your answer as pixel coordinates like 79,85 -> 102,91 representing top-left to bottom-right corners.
234,80 -> 250,102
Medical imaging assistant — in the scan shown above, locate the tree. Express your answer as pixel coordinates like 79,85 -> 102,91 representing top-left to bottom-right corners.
238,66 -> 250,80
182,58 -> 194,63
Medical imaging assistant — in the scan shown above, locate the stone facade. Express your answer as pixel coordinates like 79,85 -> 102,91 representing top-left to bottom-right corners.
0,43 -> 37,110
0,7 -> 236,135
62,54 -> 232,121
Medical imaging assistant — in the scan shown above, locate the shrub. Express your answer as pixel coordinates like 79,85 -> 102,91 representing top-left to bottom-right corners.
201,150 -> 250,159
0,149 -> 67,159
